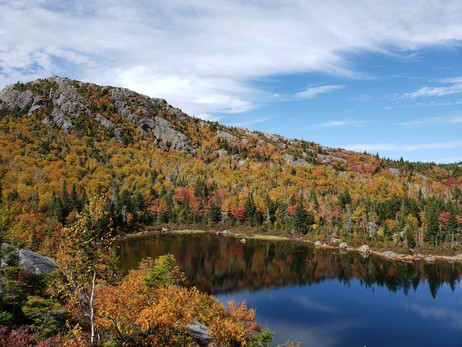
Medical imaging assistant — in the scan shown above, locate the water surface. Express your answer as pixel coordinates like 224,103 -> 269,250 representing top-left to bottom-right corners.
118,233 -> 462,346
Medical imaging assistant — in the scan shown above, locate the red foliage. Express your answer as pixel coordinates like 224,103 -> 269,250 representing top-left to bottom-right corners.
438,212 -> 451,228
231,205 -> 246,221
0,327 -> 61,347
287,204 -> 296,216
175,188 -> 192,205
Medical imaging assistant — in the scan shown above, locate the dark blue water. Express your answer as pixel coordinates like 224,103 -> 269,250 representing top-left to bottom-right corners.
118,233 -> 462,346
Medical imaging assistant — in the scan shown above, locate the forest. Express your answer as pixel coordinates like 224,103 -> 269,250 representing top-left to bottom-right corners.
0,76 -> 461,345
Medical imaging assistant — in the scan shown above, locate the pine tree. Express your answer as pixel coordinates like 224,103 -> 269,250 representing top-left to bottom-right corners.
244,194 -> 256,224
209,202 -> 222,224
294,200 -> 312,234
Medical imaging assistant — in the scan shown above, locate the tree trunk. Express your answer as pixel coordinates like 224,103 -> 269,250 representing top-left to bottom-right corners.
90,270 -> 96,345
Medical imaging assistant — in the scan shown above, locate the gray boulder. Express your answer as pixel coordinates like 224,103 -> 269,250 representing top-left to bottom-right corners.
383,250 -> 395,258
1,244 -> 58,275
358,245 -> 370,253
187,320 -> 213,346
339,242 -> 348,249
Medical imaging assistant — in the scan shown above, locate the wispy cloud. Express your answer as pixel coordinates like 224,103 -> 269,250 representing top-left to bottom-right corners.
295,85 -> 345,99
402,75 -> 462,99
1,1 -> 462,116
397,115 -> 462,127
226,117 -> 272,128
403,84 -> 462,98
441,76 -> 462,84
345,140 -> 462,152
308,119 -> 368,129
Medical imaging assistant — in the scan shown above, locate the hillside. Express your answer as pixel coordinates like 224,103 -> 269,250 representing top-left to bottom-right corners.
0,76 -> 461,255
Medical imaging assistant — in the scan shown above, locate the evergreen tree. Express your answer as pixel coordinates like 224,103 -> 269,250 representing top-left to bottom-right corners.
294,200 -> 312,234
339,188 -> 352,208
209,202 -> 222,224
244,194 -> 256,224
425,204 -> 440,246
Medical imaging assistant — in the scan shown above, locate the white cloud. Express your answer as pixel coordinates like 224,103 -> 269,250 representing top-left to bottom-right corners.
296,85 -> 345,99
398,115 -> 462,127
345,140 -> 462,152
403,84 -> 462,98
308,119 -> 367,128
1,0 -> 462,115
226,117 -> 272,128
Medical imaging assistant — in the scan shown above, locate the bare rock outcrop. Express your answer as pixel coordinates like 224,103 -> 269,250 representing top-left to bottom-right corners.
1,244 -> 58,275
0,77 -> 197,154
217,130 -> 237,142
153,117 -> 196,154
0,85 -> 34,110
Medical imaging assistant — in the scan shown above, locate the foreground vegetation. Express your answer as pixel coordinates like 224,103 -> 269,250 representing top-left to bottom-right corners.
1,196 -> 294,346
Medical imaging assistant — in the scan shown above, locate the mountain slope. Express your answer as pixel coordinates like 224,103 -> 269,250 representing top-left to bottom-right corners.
0,77 -> 461,253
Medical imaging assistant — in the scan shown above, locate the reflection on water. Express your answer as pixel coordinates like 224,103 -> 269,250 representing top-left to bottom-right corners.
118,233 -> 461,297
118,233 -> 462,346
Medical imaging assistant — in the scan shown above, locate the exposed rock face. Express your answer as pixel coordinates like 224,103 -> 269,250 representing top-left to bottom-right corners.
217,130 -> 237,142
152,117 -> 196,154
317,154 -> 347,164
282,153 -> 308,165
0,85 -> 34,110
1,244 -> 58,275
0,77 -> 197,155
28,96 -> 47,115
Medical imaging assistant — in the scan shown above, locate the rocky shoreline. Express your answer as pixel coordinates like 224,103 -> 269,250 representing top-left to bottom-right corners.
121,227 -> 462,264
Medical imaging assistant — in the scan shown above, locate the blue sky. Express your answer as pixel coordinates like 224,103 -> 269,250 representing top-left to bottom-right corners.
1,1 -> 461,163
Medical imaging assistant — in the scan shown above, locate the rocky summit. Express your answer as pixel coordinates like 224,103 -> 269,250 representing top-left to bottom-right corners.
0,76 -> 197,154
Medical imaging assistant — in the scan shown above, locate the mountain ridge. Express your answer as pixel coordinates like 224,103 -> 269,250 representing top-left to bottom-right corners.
0,76 -> 461,253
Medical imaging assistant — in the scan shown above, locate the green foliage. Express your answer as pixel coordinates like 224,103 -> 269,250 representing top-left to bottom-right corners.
249,327 -> 274,347
144,253 -> 184,288
294,201 -> 313,234
0,311 -> 14,326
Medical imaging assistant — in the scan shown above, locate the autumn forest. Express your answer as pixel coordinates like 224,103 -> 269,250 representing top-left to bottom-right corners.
0,77 -> 462,346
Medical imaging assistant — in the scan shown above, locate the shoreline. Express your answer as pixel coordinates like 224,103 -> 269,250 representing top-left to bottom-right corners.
120,226 -> 462,264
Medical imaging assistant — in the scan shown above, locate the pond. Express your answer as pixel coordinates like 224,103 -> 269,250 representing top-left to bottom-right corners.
118,233 -> 462,347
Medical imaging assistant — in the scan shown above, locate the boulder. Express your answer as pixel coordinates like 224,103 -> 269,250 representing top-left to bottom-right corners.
358,245 -> 370,253
1,244 -> 58,275
383,250 -> 395,258
314,241 -> 322,248
187,320 -> 213,346
339,242 -> 348,249
216,149 -> 228,156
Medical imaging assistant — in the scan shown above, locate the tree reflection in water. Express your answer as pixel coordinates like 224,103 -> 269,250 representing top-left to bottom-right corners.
118,233 -> 462,298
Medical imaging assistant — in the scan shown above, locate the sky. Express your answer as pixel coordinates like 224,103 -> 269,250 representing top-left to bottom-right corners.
1,0 -> 462,164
